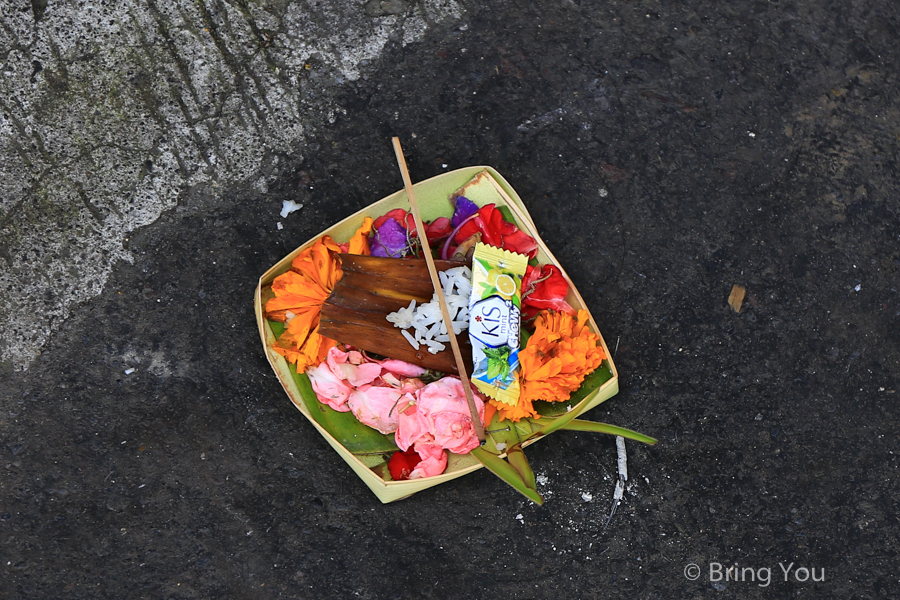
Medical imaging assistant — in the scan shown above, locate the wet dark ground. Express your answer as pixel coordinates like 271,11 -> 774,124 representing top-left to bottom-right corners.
2,1 -> 899,598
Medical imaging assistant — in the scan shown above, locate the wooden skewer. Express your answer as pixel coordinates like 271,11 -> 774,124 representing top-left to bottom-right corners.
391,137 -> 486,443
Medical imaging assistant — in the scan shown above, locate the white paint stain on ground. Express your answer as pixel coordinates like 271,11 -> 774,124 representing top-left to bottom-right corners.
0,0 -> 464,370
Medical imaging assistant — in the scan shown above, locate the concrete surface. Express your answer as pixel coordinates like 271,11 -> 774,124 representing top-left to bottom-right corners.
1,0 -> 899,598
0,0 -> 462,370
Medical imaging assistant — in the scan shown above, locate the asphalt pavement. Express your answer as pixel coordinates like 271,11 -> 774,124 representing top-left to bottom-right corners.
1,1 -> 898,598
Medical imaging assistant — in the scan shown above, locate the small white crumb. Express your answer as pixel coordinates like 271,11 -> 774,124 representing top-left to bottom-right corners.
495,442 -> 507,452
536,473 -> 549,486
276,222 -> 283,230
854,284 -> 861,292
581,491 -> 593,502
124,368 -> 135,375
515,513 -> 524,523
280,200 -> 303,218
748,131 -> 756,138
441,163 -> 448,168
598,188 -> 608,198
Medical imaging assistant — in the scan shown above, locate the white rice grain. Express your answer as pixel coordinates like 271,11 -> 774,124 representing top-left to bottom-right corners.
401,329 -> 420,350
386,266 -> 473,352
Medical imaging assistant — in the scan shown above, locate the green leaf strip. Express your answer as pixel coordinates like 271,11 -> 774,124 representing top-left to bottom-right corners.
506,445 -> 537,490
531,417 -> 657,445
471,447 -> 544,505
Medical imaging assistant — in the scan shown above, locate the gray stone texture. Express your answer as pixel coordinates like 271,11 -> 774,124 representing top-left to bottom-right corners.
0,0 -> 461,369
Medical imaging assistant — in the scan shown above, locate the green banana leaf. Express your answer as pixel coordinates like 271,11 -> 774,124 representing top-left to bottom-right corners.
533,362 -> 614,418
357,453 -> 393,468
506,444 -> 536,491
270,321 -> 400,454
489,414 -> 536,490
479,400 -> 539,497
471,447 -> 543,505
497,205 -> 518,227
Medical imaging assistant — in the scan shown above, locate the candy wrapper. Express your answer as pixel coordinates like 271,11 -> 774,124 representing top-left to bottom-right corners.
468,242 -> 529,405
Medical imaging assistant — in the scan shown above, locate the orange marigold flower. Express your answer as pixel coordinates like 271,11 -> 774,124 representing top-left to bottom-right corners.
339,216 -> 373,255
490,395 -> 539,423
265,219 -> 372,373
493,309 -> 606,422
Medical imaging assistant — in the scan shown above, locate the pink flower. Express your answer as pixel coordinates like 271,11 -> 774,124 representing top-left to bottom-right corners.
347,386 -> 412,434
395,403 -> 429,453
418,378 -> 485,454
325,347 -> 382,387
379,359 -> 427,379
306,352 -> 478,479
408,442 -> 447,479
392,376 -> 426,396
307,346 -> 426,420
306,361 -> 353,412
395,377 -> 485,456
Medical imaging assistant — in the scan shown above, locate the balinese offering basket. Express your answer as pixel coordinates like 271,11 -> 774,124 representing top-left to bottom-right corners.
255,166 -> 620,503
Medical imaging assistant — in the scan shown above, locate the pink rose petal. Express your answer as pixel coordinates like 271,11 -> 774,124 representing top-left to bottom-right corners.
395,403 -> 430,452
345,350 -> 366,365
340,362 -> 383,387
408,441 -> 448,479
323,346 -> 381,387
306,362 -> 353,412
398,377 -> 426,395
380,359 -> 428,379
414,378 -> 485,455
347,386 -> 409,434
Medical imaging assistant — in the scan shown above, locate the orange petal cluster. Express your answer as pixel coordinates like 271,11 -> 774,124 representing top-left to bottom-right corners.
339,217 -> 374,255
492,309 -> 606,422
265,219 -> 372,373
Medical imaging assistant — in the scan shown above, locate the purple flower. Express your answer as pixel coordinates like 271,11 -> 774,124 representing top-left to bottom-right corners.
450,196 -> 479,228
370,217 -> 410,258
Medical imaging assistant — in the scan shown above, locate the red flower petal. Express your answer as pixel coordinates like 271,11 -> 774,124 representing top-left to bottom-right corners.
388,448 -> 422,480
501,229 -> 538,258
521,264 -> 574,320
424,217 -> 452,244
485,205 -> 516,235
453,216 -> 480,244
374,209 -> 409,230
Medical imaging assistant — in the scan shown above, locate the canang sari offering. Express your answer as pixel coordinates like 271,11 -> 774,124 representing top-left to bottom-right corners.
255,167 -> 655,503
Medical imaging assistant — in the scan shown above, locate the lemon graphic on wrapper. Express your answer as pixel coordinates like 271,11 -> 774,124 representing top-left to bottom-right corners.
494,274 -> 517,298
478,267 -> 520,300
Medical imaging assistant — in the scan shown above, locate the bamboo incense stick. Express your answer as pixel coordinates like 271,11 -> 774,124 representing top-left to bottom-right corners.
391,137 -> 486,443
